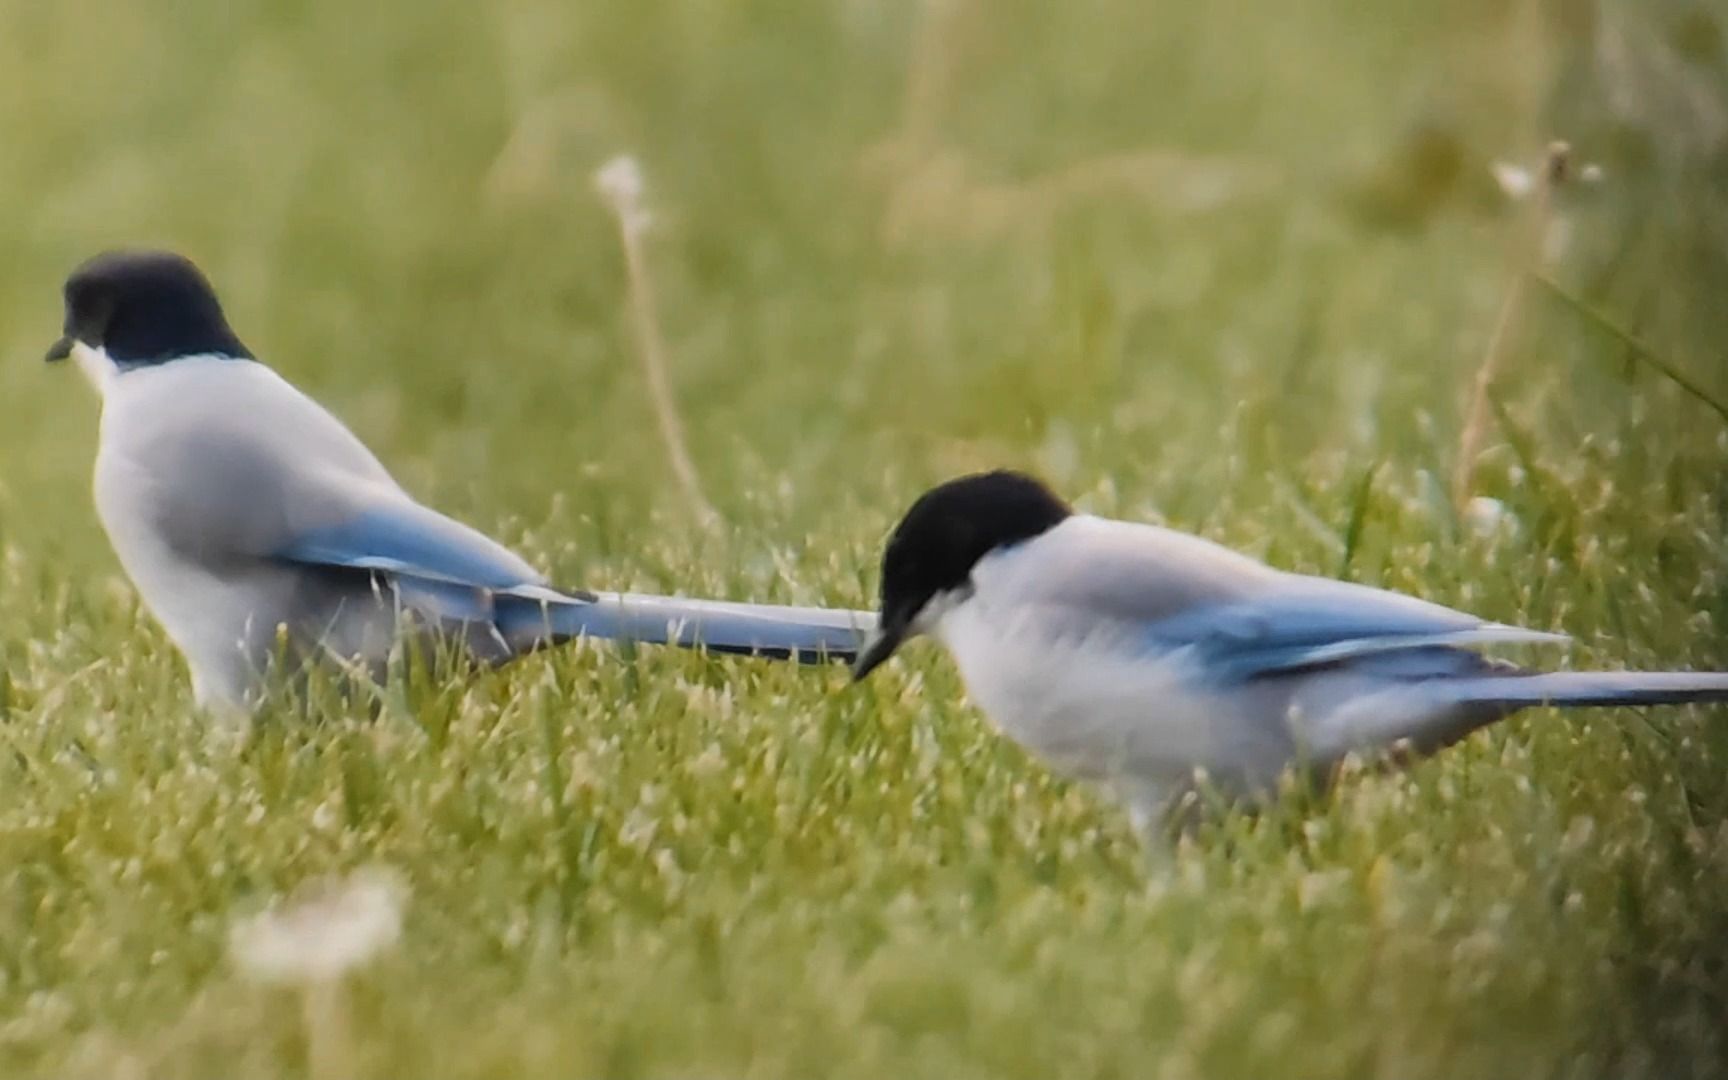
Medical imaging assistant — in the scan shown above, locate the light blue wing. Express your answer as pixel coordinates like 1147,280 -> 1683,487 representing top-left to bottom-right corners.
1144,577 -> 1568,682
981,518 -> 1566,683
276,501 -> 562,594
274,500 -> 586,632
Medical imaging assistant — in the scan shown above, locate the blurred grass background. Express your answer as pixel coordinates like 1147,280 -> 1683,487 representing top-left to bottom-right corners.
0,0 -> 1727,1076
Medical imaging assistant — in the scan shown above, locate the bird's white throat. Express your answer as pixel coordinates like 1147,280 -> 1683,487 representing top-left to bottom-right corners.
70,342 -> 119,397
69,346 -> 246,400
916,586 -> 974,637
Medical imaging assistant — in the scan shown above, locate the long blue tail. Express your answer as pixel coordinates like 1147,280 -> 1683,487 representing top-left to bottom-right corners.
498,591 -> 876,663
1441,671 -> 1728,710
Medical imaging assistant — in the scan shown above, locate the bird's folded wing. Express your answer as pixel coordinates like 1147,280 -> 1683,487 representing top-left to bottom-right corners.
275,501 -> 577,601
1142,578 -> 1568,681
995,518 -> 1565,681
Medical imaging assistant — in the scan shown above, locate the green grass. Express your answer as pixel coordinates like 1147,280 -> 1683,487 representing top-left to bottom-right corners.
2,0 -> 1728,1076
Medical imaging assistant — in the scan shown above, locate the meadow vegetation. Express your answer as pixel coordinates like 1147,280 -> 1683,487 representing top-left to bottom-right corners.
0,0 -> 1726,1076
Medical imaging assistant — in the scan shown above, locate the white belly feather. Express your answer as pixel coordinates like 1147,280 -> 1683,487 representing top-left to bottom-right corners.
935,598 -> 1269,787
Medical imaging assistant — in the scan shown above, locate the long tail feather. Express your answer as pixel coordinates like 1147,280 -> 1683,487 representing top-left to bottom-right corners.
501,591 -> 877,663
1442,671 -> 1728,710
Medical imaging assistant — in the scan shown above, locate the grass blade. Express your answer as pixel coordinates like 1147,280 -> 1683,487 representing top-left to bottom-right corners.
1532,274 -> 1728,426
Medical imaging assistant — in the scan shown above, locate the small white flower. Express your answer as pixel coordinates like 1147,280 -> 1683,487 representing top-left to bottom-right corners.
687,742 -> 726,780
595,155 -> 652,230
619,807 -> 658,853
1490,162 -> 1535,200
309,798 -> 341,833
230,866 -> 408,984
1493,151 -> 1600,200
594,155 -> 643,204
1464,496 -> 1515,538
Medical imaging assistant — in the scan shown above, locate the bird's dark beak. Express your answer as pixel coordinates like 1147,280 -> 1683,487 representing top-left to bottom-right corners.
851,619 -> 906,681
44,336 -> 73,363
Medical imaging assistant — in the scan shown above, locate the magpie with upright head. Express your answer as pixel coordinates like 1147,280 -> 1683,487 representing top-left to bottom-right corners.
47,249 -> 873,715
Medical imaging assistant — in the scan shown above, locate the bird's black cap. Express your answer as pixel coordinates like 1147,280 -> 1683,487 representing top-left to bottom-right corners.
853,470 -> 1071,680
46,250 -> 252,367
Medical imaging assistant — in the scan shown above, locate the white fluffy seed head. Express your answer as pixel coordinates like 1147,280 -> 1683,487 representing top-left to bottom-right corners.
595,154 -> 652,231
229,865 -> 408,984
1490,162 -> 1535,201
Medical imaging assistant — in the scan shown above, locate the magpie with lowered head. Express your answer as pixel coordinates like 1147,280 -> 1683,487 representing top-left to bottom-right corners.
48,249 -> 873,716
855,470 -> 1728,838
